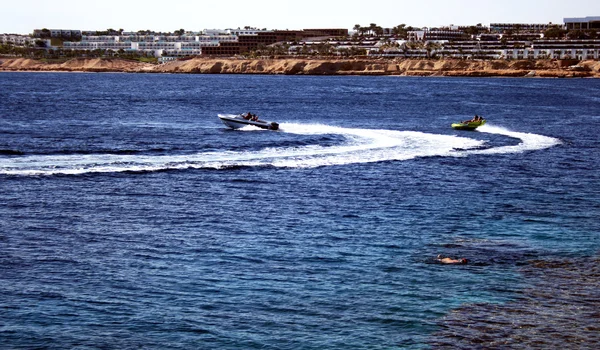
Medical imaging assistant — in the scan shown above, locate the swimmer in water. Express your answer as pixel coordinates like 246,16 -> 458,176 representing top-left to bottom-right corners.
437,255 -> 468,264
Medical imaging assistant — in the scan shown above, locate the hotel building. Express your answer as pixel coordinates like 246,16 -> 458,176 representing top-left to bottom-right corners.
56,28 -> 348,58
564,16 -> 600,30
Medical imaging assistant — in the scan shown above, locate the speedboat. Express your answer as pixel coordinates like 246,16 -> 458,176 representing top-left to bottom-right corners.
218,114 -> 279,130
451,119 -> 486,131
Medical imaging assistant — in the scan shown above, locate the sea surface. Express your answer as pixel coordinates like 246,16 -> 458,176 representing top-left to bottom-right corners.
1,72 -> 599,349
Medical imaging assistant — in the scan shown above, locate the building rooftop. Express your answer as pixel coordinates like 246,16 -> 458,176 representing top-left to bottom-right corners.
564,16 -> 600,23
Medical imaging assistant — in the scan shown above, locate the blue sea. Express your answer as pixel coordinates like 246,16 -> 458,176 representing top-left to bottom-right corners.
1,72 -> 599,349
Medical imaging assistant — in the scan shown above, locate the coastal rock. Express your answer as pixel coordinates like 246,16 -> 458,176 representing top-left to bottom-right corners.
1,57 -> 599,78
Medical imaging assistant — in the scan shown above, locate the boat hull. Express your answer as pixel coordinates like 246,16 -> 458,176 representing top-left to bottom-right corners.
452,120 -> 486,130
218,114 -> 279,130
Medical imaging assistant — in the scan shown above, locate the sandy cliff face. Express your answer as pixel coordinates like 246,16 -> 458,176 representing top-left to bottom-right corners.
0,58 -> 155,72
151,58 -> 396,75
1,57 -> 599,77
144,58 -> 600,77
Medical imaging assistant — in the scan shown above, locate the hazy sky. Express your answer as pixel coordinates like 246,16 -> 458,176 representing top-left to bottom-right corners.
3,0 -> 600,34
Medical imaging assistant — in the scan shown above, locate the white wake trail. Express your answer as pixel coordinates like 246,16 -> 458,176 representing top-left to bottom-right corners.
0,123 -> 559,176
472,125 -> 561,155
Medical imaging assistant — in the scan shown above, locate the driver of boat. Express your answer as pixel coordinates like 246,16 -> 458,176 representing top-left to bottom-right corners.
464,115 -> 481,123
243,112 -> 252,120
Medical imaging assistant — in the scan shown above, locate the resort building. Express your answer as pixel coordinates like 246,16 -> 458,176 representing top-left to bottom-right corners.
16,22 -> 600,61
532,39 -> 600,59
33,29 -> 82,38
369,38 -> 600,60
407,29 -> 469,42
564,16 -> 600,30
54,28 -> 349,58
1,34 -> 38,46
302,29 -> 349,38
490,23 -> 557,33
199,28 -> 347,56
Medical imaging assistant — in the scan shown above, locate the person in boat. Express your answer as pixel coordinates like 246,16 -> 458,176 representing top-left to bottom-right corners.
436,255 -> 468,264
242,112 -> 252,120
464,115 -> 483,124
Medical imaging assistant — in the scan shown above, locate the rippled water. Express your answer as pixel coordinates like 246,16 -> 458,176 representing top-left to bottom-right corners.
1,73 -> 599,349
431,258 -> 600,348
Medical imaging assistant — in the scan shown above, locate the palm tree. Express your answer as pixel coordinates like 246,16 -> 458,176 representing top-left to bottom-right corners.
299,45 -> 311,56
369,23 -> 377,36
393,24 -> 408,39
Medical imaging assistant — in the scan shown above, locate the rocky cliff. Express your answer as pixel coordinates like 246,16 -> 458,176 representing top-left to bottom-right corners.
1,57 -> 599,78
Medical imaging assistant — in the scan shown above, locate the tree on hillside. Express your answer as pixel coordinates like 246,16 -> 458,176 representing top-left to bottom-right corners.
369,23 -> 378,36
566,29 -> 597,39
425,41 -> 441,58
378,38 -> 399,52
392,24 -> 407,38
40,28 -> 51,38
567,30 -> 585,39
314,42 -> 334,56
353,24 -> 369,37
544,26 -> 567,39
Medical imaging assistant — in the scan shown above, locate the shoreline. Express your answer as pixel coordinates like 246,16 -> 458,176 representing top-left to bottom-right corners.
1,57 -> 599,78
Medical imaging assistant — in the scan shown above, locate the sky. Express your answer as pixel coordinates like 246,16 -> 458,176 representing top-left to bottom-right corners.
3,0 -> 600,34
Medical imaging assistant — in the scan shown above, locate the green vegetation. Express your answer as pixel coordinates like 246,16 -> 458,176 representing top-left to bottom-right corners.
463,24 -> 489,36
542,26 -> 598,39
567,29 -> 598,39
135,56 -> 158,64
94,28 -> 124,35
544,25 -> 567,39
353,23 -> 385,37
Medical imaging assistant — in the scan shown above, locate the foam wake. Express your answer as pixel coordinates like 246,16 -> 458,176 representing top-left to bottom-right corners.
0,123 -> 560,176
472,125 -> 561,155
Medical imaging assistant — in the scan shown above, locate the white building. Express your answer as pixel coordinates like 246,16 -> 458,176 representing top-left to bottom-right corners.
564,16 -> 600,30
58,28 -> 250,57
1,34 -> 37,46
